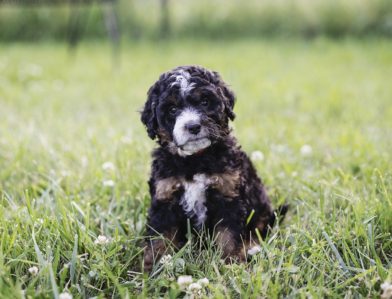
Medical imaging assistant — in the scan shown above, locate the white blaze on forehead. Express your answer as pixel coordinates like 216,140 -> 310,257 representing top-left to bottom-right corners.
180,174 -> 209,227
170,70 -> 195,97
173,108 -> 201,146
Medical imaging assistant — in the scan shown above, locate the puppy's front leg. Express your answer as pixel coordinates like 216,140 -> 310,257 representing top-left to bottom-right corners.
208,198 -> 246,262
144,177 -> 185,272
207,172 -> 246,261
213,221 -> 248,263
144,202 -> 185,272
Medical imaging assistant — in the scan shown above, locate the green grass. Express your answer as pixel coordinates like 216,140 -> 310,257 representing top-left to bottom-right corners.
0,38 -> 391,298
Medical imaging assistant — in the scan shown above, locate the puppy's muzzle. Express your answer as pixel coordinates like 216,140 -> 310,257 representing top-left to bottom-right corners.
173,109 -> 211,156
185,121 -> 201,135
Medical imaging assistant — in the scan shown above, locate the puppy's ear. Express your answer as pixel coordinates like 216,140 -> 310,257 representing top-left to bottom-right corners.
219,80 -> 236,121
210,71 -> 236,121
141,84 -> 159,140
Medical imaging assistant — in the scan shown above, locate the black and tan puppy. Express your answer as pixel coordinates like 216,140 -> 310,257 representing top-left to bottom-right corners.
141,65 -> 283,272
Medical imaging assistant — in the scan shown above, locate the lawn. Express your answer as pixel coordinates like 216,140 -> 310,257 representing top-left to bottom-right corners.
0,38 -> 391,298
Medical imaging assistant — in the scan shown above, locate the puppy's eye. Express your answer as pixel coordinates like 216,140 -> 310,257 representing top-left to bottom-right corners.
169,106 -> 177,115
200,98 -> 209,107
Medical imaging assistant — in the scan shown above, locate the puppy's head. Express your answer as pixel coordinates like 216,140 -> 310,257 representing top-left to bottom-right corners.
141,65 -> 235,156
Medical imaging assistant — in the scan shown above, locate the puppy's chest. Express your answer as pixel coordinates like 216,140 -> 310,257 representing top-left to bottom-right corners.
180,174 -> 210,227
154,171 -> 241,227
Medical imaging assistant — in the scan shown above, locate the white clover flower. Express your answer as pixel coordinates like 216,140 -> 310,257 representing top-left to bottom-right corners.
102,180 -> 115,187
300,144 -> 313,157
28,266 -> 39,275
251,150 -> 264,162
160,254 -> 173,267
197,277 -> 209,287
102,161 -> 115,171
177,275 -> 193,289
94,235 -> 110,245
120,136 -> 133,144
188,282 -> 202,294
59,292 -> 73,299
247,245 -> 262,256
381,281 -> 392,299
81,156 -> 88,168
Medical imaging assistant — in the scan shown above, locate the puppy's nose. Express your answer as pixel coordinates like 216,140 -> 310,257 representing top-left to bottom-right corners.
185,122 -> 201,135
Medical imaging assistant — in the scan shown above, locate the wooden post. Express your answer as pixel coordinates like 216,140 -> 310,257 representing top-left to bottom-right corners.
160,0 -> 170,39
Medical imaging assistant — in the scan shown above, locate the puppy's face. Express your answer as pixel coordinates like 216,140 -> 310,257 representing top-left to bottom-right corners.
141,66 -> 236,156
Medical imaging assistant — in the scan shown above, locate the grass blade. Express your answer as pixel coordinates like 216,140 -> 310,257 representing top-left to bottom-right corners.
322,231 -> 348,273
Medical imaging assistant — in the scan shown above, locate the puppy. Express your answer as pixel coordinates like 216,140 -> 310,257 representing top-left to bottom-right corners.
141,65 -> 284,272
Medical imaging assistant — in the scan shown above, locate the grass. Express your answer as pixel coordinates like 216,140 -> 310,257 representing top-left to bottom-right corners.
0,38 -> 391,298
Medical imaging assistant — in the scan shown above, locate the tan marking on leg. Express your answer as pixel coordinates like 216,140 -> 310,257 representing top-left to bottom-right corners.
143,239 -> 166,272
255,214 -> 272,235
215,227 -> 242,262
209,170 -> 241,199
143,229 -> 182,272
155,177 -> 183,201
165,228 -> 182,249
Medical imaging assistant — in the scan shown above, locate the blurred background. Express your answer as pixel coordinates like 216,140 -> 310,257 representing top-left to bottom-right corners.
1,0 -> 392,43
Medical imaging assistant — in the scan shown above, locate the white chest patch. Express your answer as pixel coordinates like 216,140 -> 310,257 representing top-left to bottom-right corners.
180,174 -> 209,227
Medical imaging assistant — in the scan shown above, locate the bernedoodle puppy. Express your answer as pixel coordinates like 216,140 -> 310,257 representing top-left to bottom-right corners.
140,65 -> 286,272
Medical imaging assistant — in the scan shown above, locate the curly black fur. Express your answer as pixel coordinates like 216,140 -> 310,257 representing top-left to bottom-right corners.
140,65 -> 285,271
